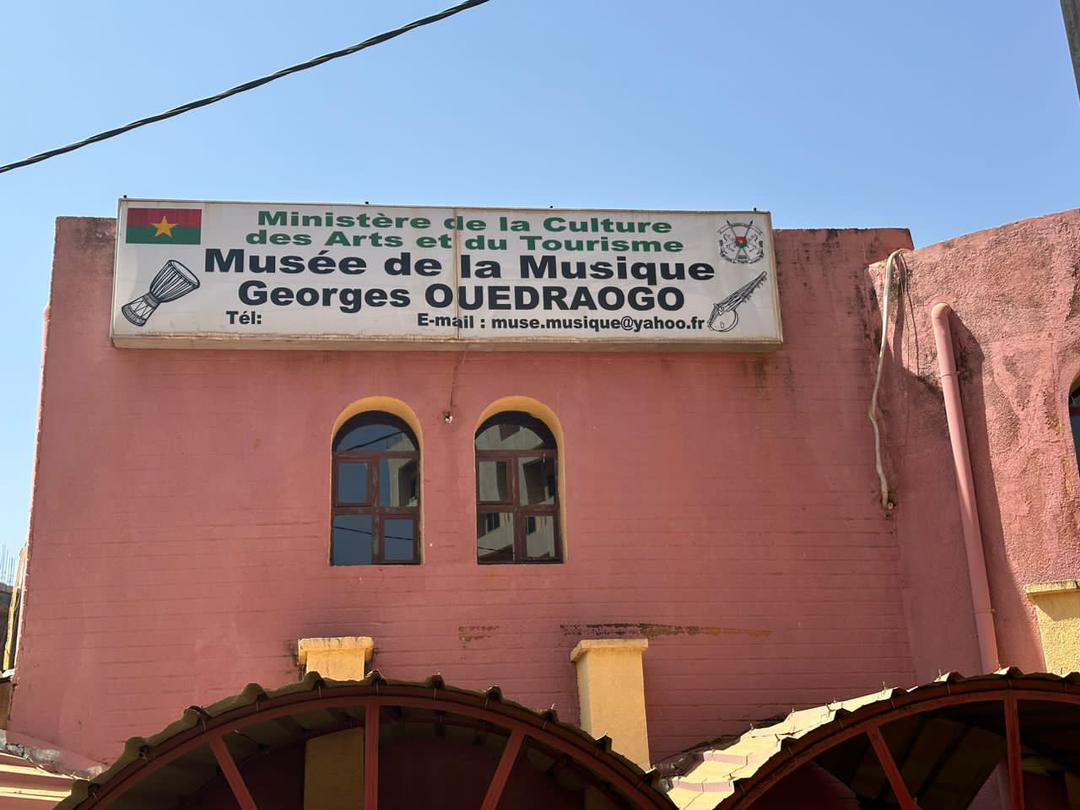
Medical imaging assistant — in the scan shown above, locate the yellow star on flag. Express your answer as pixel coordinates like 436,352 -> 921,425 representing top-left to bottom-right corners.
151,216 -> 176,238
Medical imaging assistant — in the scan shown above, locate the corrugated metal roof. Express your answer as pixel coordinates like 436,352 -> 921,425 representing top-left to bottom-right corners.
58,671 -> 674,809
666,686 -> 898,809
665,669 -> 1080,809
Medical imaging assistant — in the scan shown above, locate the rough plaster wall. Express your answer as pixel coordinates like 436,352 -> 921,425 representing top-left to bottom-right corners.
869,209 -> 1080,677
13,218 -> 915,769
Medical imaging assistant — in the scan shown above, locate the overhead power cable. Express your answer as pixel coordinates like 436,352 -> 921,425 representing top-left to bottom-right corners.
0,0 -> 493,176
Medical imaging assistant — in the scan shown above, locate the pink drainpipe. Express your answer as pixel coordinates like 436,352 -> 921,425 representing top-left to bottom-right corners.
930,303 -> 1000,673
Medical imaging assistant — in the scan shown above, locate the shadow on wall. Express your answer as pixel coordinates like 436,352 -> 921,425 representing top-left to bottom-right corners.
948,313 -> 1041,670
859,258 -> 989,678
867,257 -> 986,679
866,210 -> 1080,679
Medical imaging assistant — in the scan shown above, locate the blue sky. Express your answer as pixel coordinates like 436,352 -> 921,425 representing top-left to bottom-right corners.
0,0 -> 1077,562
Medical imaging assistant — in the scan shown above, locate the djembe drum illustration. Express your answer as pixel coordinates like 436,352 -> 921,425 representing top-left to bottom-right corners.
121,259 -> 200,327
707,271 -> 768,333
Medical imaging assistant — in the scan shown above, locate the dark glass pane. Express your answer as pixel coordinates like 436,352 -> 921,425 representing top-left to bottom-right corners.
337,461 -> 369,504
518,456 -> 556,505
380,457 -> 419,507
383,518 -> 417,562
477,512 -> 514,563
332,514 -> 373,565
524,514 -> 558,561
478,460 -> 510,502
1071,411 -> 1080,471
475,413 -> 555,451
335,419 -> 416,452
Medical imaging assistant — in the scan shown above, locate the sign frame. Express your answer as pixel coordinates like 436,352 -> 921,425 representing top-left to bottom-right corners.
111,198 -> 783,352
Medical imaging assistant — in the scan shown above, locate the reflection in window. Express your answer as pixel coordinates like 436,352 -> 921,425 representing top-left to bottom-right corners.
475,412 -> 562,564
477,511 -> 515,562
331,412 -> 420,565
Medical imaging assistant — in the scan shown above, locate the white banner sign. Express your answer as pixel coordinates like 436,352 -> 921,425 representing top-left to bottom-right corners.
111,199 -> 782,349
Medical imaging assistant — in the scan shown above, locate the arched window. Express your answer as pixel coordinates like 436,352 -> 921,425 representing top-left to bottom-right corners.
475,412 -> 561,564
1071,385 -> 1080,471
331,412 -> 420,565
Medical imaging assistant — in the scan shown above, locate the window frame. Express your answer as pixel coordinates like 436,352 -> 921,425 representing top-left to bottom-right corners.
331,412 -> 421,566
1069,385 -> 1080,475
475,412 -> 562,565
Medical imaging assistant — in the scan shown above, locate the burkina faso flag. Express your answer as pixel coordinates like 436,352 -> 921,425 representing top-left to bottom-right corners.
126,208 -> 202,245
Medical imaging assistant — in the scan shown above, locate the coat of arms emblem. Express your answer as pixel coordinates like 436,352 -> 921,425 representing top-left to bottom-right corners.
718,220 -> 766,265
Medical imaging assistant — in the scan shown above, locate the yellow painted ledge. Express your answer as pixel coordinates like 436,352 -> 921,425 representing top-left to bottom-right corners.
1026,580 -> 1080,598
297,636 -> 374,681
570,639 -> 649,662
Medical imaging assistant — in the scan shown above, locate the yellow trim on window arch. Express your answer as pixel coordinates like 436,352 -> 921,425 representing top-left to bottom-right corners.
475,396 -> 568,562
332,396 -> 423,446
330,397 -> 425,564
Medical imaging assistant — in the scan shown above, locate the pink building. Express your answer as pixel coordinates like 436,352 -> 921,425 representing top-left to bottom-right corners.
5,206 -> 1080,809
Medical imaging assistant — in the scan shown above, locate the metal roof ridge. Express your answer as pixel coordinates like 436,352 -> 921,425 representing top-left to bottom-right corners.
59,673 -> 673,809
664,668 -> 1080,809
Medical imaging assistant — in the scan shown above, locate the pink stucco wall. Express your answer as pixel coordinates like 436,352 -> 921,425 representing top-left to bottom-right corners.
12,216 -> 945,770
870,209 -> 1080,678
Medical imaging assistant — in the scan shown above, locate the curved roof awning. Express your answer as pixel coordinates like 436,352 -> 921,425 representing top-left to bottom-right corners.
58,672 -> 674,810
666,669 -> 1080,810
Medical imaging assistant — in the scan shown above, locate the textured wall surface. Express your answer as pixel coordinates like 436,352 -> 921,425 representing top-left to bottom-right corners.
14,217 -> 926,768
1027,581 -> 1080,675
869,209 -> 1080,679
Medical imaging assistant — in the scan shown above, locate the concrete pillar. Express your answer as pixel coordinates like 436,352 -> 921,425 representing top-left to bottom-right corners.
570,639 -> 650,769
297,636 -> 374,809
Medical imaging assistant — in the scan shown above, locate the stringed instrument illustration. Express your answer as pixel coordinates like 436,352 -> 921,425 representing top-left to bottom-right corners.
707,271 -> 768,333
